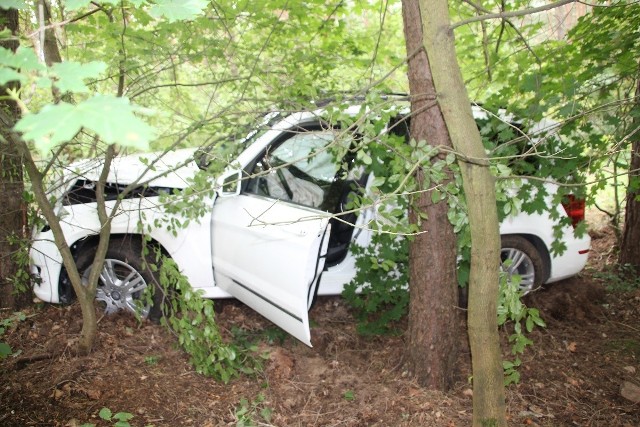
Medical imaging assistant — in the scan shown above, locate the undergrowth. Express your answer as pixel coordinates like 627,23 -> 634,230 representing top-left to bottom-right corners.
155,257 -> 267,383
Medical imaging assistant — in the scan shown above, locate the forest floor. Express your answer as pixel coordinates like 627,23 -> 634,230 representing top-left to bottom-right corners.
1,212 -> 639,427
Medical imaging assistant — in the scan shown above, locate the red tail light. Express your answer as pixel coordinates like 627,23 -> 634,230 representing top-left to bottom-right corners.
561,195 -> 585,229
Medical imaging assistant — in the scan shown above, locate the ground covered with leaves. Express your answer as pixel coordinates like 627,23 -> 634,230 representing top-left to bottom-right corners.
1,222 -> 639,426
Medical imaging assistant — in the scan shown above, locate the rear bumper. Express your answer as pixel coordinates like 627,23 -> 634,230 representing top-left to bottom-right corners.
546,233 -> 591,283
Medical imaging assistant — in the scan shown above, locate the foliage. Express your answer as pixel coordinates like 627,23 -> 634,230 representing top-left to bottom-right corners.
593,264 -> 640,292
234,393 -> 273,427
144,355 -> 161,366
342,234 -> 409,336
80,407 -> 135,427
230,324 -> 289,347
340,99 -> 549,381
156,256 -> 266,383
343,390 -> 356,401
471,1 -> 640,240
0,46 -> 155,153
15,96 -> 155,152
333,94 -> 415,335
497,271 -> 546,385
0,311 -> 26,359
5,230 -> 31,296
6,190 -> 48,296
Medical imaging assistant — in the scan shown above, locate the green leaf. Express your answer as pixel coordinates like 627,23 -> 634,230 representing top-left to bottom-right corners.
113,412 -> 134,421
370,175 -> 385,187
525,316 -> 534,333
15,96 -> 155,152
260,407 -> 273,422
0,342 -> 12,358
520,74 -> 539,92
503,202 -> 511,216
358,151 -> 372,165
0,68 -> 25,85
148,0 -> 208,22
35,76 -> 52,88
0,47 -> 44,72
0,0 -> 27,10
431,188 -> 441,204
49,61 -> 107,93
98,407 -> 112,421
15,102 -> 78,148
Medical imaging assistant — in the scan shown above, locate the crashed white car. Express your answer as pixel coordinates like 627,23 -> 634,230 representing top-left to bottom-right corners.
30,107 -> 591,346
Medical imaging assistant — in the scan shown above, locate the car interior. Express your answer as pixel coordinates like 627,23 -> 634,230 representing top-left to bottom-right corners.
243,124 -> 368,268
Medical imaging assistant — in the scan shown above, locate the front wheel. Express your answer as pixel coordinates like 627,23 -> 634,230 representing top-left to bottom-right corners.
500,235 -> 545,294
77,238 -> 163,320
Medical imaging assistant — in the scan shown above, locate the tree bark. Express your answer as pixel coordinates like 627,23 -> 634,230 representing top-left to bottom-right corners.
619,75 -> 640,271
401,0 -> 461,390
417,0 -> 506,425
0,7 -> 26,310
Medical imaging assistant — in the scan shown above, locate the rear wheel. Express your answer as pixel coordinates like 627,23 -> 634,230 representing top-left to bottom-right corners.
76,238 -> 163,320
500,235 -> 545,294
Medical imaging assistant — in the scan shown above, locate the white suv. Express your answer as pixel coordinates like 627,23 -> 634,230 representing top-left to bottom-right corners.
30,107 -> 591,345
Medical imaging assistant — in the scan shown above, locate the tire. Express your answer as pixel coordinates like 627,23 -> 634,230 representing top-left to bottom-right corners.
500,235 -> 545,294
75,237 -> 163,320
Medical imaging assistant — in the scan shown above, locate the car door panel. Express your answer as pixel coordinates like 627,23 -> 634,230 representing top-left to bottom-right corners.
211,194 -> 329,346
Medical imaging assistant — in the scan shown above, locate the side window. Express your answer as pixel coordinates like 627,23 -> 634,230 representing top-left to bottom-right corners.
245,129 -> 345,210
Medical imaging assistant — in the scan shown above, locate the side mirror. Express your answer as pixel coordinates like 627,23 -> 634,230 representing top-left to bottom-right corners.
217,169 -> 242,197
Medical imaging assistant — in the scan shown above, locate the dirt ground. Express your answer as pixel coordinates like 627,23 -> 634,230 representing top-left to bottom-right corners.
1,218 -> 639,426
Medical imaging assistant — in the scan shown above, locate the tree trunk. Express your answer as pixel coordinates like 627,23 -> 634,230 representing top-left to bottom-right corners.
402,0 -> 507,424
418,0 -> 506,425
401,0 -> 461,390
38,0 -> 63,66
619,76 -> 640,271
0,7 -> 26,310
11,133 -> 98,354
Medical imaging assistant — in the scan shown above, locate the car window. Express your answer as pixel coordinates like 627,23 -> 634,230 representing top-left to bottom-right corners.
245,129 -> 347,210
270,132 -> 337,181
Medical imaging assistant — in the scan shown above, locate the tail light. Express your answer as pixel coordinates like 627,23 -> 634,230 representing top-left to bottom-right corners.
561,194 -> 585,229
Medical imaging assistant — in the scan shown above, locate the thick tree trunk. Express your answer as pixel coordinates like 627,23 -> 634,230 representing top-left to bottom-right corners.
619,77 -> 640,270
0,8 -> 26,310
401,0 -> 461,390
417,0 -> 506,425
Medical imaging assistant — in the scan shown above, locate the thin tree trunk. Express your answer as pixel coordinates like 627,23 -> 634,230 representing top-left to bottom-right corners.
619,74 -> 640,271
38,0 -> 73,106
417,0 -> 506,425
39,0 -> 63,66
0,7 -> 26,310
401,0 -> 461,390
7,127 -> 98,354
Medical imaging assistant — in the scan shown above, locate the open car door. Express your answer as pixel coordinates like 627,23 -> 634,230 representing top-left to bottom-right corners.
210,194 -> 330,346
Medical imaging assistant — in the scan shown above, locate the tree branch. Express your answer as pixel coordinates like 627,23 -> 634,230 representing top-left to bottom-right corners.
26,7 -> 102,39
451,0 -> 576,29
129,77 -> 249,99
